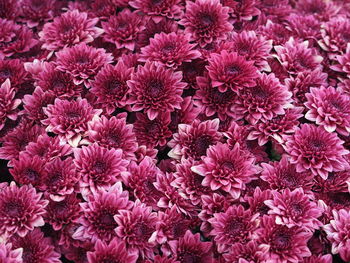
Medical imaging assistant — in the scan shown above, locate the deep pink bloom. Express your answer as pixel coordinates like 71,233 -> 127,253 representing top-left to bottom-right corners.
206,50 -> 258,93
0,182 -> 48,237
55,43 -> 113,87
295,0 -> 340,21
0,59 -> 28,89
179,0 -> 233,47
208,205 -> 259,253
258,215 -> 312,263
129,0 -> 183,23
127,61 -> 186,120
39,10 -> 103,51
0,79 -> 21,131
87,238 -> 138,263
42,98 -> 102,146
140,32 -> 201,69
74,143 -> 129,199
90,61 -> 133,114
246,187 -> 273,216
114,201 -> 158,259
9,228 -> 61,263
0,243 -> 22,263
313,171 -> 350,193
0,0 -> 18,19
222,0 -> 260,22
19,0 -> 54,28
192,142 -> 257,198
302,255 -> 333,263
101,9 -> 144,51
168,118 -> 222,161
260,20 -> 293,46
331,44 -> 350,78
222,240 -> 267,263
168,230 -> 213,263
284,124 -> 349,180
265,188 -> 323,230
285,14 -> 321,42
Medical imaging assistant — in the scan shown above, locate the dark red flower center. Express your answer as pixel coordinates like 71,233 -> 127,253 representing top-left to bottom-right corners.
179,252 -> 201,263
152,0 -> 164,6
107,80 -> 123,93
251,86 -> 269,99
200,13 -> 215,27
5,201 -> 24,217
221,161 -> 235,173
134,222 -> 154,240
65,111 -> 81,120
147,80 -> 164,97
226,65 -> 240,75
192,135 -> 212,157
24,168 -> 40,183
225,219 -> 245,236
272,230 -> 292,250
52,201 -> 69,217
290,203 -> 304,216
97,210 -> 117,230
308,139 -> 325,151
106,133 -> 120,147
161,43 -> 176,54
92,161 -> 107,174
0,68 -> 11,78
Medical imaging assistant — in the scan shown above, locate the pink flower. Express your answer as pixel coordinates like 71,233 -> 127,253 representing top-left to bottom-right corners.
284,124 -> 349,180
127,61 -> 186,120
324,209 -> 350,258
222,240 -> 267,263
206,50 -> 258,93
0,0 -> 18,19
285,14 -> 321,42
55,43 -> 113,87
0,182 -> 48,237
39,10 -> 103,51
115,201 -> 158,259
222,0 -> 260,22
73,143 -> 129,198
168,230 -> 213,263
331,43 -> 350,78
208,205 -> 259,253
258,215 -> 312,263
89,61 -> 133,114
179,0 -> 233,47
19,0 -> 54,28
265,188 -> 323,230
302,254 -> 333,263
192,142 -> 257,198
87,238 -> 138,263
260,20 -> 293,46
140,32 -> 201,69
313,171 -> 350,193
74,182 -> 132,243
42,98 -> 102,146
0,79 -> 21,131
0,243 -> 22,263
234,72 -> 293,125
168,118 -> 222,161
101,9 -> 144,51
246,187 -> 273,216
295,0 -> 340,21
129,0 -> 183,23
0,59 -> 28,90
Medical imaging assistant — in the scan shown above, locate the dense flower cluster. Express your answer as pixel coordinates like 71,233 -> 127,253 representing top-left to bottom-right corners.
1,0 -> 350,262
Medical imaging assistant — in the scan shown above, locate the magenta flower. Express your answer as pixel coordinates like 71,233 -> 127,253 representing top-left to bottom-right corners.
265,188 -> 323,230
0,0 -> 18,19
284,123 -> 349,180
0,182 -> 48,237
55,43 -> 113,87
246,187 -> 273,216
101,9 -> 144,51
39,10 -> 103,51
331,43 -> 350,78
222,0 -> 260,21
74,143 -> 129,198
286,14 -> 321,42
260,20 -> 293,46
19,0 -> 54,28
42,98 -> 102,146
206,50 -> 258,93
192,142 -> 257,199
0,59 -> 28,90
140,32 -> 201,69
179,0 -> 233,47
127,61 -> 186,120
222,240 -> 267,263
87,238 -> 138,263
0,79 -> 21,131
0,243 -> 22,263
208,205 -> 259,253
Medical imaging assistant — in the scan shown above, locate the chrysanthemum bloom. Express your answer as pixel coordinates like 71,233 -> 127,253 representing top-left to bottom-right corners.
168,118 -> 222,161
140,32 -> 201,69
87,238 -> 138,263
331,43 -> 350,78
222,0 -> 260,22
61,243 -> 94,263
0,0 -> 18,19
127,61 -> 186,120
260,20 -> 293,46
194,76 -> 237,120
88,0 -> 117,18
228,30 -> 272,71
168,230 -> 213,263
208,205 -> 259,253
260,156 -> 314,191
246,187 -> 273,216
223,240 -> 267,263
0,59 -> 28,89
55,43 -> 113,87
115,201 -> 158,259
265,188 -> 323,230
19,0 -> 54,28
89,61 -> 133,114
133,113 -> 172,148
10,228 -> 61,263
39,10 -> 103,51
0,79 -> 21,131
234,73 -> 293,125
192,142 -> 257,198
0,182 -> 48,237
257,0 -> 291,19
313,170 -> 350,194
42,98 -> 102,147
206,50 -> 258,93
296,0 -> 340,22
130,0 -> 183,23
124,157 -> 163,209
172,158 -> 210,206
10,153 -> 47,188
305,86 -> 350,136
284,123 -> 349,180
102,9 -> 144,51
45,194 -> 81,231
258,215 -> 312,262
302,254 -> 333,263
0,243 -> 22,263
285,14 -> 321,43
247,107 -> 304,146
74,143 -> 129,199
179,0 -> 232,47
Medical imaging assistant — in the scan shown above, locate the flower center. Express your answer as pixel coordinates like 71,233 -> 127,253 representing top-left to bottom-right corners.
92,161 -> 107,174
99,213 -> 116,228
106,133 -> 120,147
309,139 -> 325,150
290,203 -> 303,216
221,161 -> 235,173
179,252 -> 201,263
53,201 -> 69,217
200,13 -> 214,27
252,86 -> 269,99
226,65 -> 240,75
76,56 -> 89,65
162,43 -> 176,54
226,219 -> 245,236
272,231 -> 291,250
107,80 -> 122,93
0,69 -> 11,78
5,201 -> 24,217
193,135 -> 212,157
24,168 -> 40,183
147,80 -> 164,97
134,222 -> 153,240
